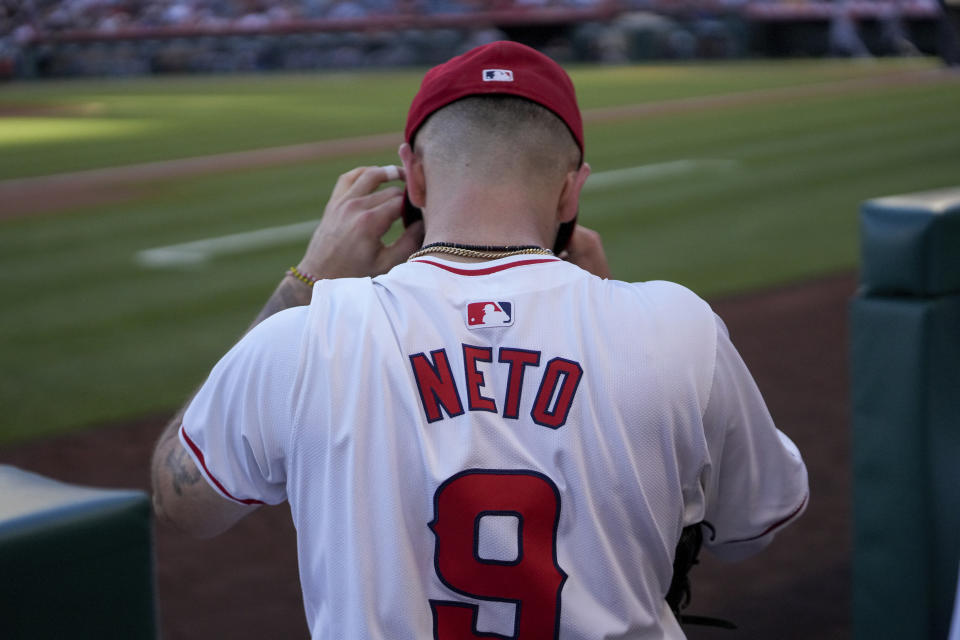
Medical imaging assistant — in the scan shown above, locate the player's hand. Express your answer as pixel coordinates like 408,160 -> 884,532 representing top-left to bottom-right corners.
560,225 -> 611,279
298,165 -> 425,279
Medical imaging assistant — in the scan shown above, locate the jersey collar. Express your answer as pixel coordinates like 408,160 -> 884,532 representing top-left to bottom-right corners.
408,254 -> 561,276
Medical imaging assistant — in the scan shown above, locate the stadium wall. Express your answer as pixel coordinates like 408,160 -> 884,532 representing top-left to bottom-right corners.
851,188 -> 960,639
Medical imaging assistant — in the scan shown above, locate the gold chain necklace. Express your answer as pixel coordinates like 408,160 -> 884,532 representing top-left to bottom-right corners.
408,242 -> 554,261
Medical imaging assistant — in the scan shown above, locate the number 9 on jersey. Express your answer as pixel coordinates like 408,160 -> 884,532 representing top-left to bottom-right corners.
429,469 -> 567,640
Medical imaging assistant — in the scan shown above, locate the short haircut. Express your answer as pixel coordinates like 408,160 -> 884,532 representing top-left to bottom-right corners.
414,95 -> 581,183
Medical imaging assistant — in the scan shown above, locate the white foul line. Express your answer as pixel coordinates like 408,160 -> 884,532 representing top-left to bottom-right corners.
137,220 -> 318,268
135,158 -> 738,268
582,158 -> 738,191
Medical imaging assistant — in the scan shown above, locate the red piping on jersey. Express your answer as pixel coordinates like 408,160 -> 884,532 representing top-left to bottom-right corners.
727,493 -> 809,544
411,257 -> 560,276
180,425 -> 265,505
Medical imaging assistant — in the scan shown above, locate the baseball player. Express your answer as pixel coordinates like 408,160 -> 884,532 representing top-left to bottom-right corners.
152,41 -> 808,638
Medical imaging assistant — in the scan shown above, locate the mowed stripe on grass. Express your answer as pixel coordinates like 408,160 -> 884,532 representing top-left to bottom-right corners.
1,64 -> 955,219
134,158 -> 740,267
1,60 -> 958,444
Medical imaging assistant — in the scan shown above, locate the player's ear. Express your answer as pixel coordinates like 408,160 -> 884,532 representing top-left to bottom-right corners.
557,162 -> 590,224
399,143 -> 426,209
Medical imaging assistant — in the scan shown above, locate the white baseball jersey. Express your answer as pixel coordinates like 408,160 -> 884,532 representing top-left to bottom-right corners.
950,560 -> 960,640
181,254 -> 808,639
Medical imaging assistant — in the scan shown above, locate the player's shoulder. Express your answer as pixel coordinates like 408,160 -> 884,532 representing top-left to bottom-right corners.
244,303 -> 310,343
609,278 -> 713,319
230,304 -> 312,365
307,276 -> 377,312
304,276 -> 385,342
608,278 -> 718,354
630,279 -> 707,304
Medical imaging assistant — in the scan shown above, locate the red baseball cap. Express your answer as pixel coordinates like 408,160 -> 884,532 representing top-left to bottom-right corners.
405,40 -> 584,153
402,40 -> 584,252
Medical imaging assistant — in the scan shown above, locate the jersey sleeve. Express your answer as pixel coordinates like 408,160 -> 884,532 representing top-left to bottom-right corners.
699,316 -> 809,561
179,306 -> 309,506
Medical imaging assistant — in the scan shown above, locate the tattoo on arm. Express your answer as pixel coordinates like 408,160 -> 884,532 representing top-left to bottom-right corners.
152,412 -> 193,503
166,441 -> 202,496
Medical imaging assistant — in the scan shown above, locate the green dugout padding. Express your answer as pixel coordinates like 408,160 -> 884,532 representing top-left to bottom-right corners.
0,466 -> 156,640
852,187 -> 960,640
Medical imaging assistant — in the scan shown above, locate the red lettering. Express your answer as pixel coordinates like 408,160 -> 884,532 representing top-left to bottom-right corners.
531,358 -> 583,429
462,345 -> 497,413
430,470 -> 566,639
410,349 -> 464,423
498,348 -> 541,420
410,346 -> 581,429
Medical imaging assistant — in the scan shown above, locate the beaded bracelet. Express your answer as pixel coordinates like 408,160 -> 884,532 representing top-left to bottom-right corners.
287,265 -> 319,287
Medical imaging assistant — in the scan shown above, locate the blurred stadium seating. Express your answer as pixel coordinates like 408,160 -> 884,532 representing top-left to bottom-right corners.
0,0 -> 949,78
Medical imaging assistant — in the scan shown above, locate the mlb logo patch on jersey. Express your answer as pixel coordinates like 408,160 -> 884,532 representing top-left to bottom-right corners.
482,69 -> 514,82
466,301 -> 513,328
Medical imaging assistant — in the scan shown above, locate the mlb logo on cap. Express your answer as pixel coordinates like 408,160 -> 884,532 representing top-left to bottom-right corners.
467,301 -> 513,328
483,69 -> 514,82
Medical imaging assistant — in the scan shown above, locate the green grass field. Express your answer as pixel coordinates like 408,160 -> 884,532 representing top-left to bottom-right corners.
1,58 -> 959,445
